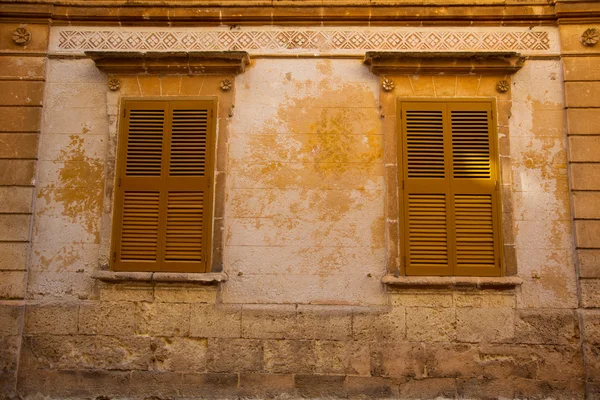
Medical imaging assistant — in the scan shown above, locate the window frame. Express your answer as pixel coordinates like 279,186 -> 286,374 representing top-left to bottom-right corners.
396,97 -> 505,277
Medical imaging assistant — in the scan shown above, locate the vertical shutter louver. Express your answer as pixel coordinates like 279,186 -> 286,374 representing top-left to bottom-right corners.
449,102 -> 500,276
162,102 -> 213,272
112,100 -> 215,273
400,100 -> 501,277
402,102 -> 453,276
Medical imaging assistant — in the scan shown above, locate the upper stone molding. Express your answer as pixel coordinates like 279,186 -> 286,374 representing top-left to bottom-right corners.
50,26 -> 558,57
364,51 -> 525,75
86,51 -> 250,75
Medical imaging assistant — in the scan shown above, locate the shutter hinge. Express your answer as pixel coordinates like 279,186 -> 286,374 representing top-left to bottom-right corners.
207,176 -> 211,188
123,108 -> 127,118
112,252 -> 117,263
402,180 -> 405,190
118,177 -> 122,188
210,109 -> 214,118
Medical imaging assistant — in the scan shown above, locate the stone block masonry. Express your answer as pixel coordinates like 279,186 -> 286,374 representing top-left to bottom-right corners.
16,287 -> 584,399
0,21 -> 50,394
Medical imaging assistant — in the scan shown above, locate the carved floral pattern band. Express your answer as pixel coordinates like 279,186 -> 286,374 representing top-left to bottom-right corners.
52,27 -> 553,55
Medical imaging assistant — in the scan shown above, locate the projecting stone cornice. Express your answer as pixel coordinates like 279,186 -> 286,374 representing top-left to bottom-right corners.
364,51 -> 525,75
85,51 -> 250,75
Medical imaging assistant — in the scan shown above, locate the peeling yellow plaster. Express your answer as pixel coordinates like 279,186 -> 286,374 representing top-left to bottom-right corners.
37,134 -> 104,244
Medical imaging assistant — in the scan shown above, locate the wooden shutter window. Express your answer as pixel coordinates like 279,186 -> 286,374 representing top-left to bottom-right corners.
400,100 -> 501,277
112,100 -> 215,273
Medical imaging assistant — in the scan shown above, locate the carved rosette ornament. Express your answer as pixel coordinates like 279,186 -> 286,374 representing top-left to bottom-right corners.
12,25 -> 31,45
382,77 -> 395,92
220,79 -> 233,92
581,28 -> 599,47
496,80 -> 510,93
108,78 -> 121,91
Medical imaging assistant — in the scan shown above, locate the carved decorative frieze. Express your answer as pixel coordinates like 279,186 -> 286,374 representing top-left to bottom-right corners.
364,52 -> 525,75
86,51 -> 250,75
51,27 -> 555,56
12,25 -> 31,45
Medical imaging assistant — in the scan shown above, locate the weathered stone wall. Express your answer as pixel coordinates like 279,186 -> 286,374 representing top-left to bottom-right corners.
9,44 -> 586,397
0,22 -> 49,394
0,0 -> 597,395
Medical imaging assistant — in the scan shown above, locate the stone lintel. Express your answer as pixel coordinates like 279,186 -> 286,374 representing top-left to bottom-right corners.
381,275 -> 523,290
85,51 -> 250,75
92,270 -> 228,284
364,51 -> 525,75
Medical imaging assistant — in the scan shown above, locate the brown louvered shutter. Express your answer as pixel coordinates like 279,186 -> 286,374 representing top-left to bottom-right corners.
112,100 -> 215,273
400,100 -> 501,276
401,102 -> 453,276
162,101 -> 214,272
449,102 -> 500,276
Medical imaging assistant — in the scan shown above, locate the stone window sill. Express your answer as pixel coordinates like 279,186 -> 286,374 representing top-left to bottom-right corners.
381,275 -> 522,290
92,271 -> 228,285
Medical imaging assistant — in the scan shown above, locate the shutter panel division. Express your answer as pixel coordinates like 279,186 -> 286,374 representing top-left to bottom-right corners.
451,109 -> 492,179
402,102 -> 453,276
449,102 -> 500,276
405,109 -> 446,179
112,102 -> 167,271
112,100 -> 215,273
400,100 -> 501,277
407,194 -> 449,272
120,192 -> 161,262
163,101 -> 213,272
169,109 -> 209,176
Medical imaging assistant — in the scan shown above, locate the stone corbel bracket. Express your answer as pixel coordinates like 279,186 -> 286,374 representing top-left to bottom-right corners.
364,51 -> 525,75
85,51 -> 250,75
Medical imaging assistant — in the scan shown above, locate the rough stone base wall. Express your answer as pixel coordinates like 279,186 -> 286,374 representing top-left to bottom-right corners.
15,285 -> 584,399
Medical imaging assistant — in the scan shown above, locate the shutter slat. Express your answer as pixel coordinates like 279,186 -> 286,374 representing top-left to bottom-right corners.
169,109 -> 208,176
405,109 -> 445,179
451,110 -> 491,179
407,194 -> 449,268
164,191 -> 204,262
454,193 -> 495,268
125,109 -> 165,177
120,191 -> 160,261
